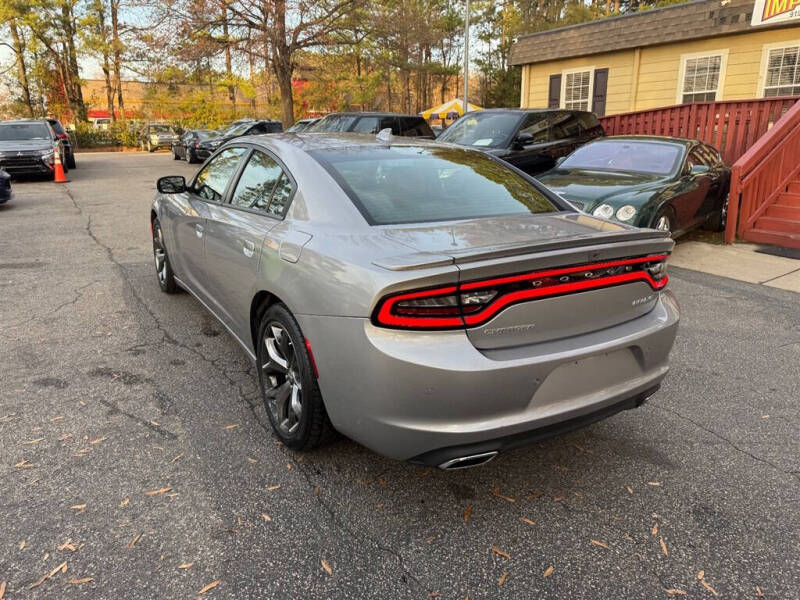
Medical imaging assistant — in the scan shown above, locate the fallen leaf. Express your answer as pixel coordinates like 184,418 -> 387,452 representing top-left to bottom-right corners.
700,579 -> 718,596
428,591 -> 440,598
659,536 -> 668,557
697,570 -> 705,580
119,497 -> 129,508
59,433 -> 72,441
528,491 -> 543,499
70,504 -> 86,511
761,415 -> 769,419
464,504 -> 472,522
498,571 -> 509,587
426,536 -> 436,543
261,513 -> 271,522
14,460 -> 33,469
378,477 -> 387,487
553,495 -> 565,502
664,589 -> 687,596
51,416 -> 64,422
178,562 -> 193,570
247,457 -> 257,464
57,539 -> 77,552
321,559 -> 333,575
314,486 -> 320,495
225,424 -> 237,430
126,532 -> 143,548
286,463 -> 292,470
0,581 -> 5,599
521,517 -> 536,526
647,481 -> 661,487
144,487 -> 171,496
573,444 -> 592,454
198,580 -> 220,594
75,448 -> 90,456
755,586 -> 763,596
68,578 -> 93,585
171,453 -> 184,463
491,546 -> 511,559
376,503 -> 384,509
493,487 -> 517,503
19,540 -> 25,550
591,539 -> 609,549
652,523 -> 659,536
29,561 -> 67,589
267,484 -> 281,491
23,438 -> 44,445
543,565 -> 554,578
419,467 -> 432,477
626,486 -> 633,495
89,437 -> 107,445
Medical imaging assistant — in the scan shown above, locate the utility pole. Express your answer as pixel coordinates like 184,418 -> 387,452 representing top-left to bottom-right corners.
463,0 -> 470,112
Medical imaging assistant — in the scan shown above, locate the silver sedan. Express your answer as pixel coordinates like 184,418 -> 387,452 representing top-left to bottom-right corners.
151,133 -> 679,468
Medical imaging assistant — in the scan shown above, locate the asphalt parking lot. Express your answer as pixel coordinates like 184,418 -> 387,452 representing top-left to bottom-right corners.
1,152 -> 798,599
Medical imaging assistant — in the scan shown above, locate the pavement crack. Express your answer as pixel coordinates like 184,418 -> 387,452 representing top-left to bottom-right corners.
653,404 -> 798,480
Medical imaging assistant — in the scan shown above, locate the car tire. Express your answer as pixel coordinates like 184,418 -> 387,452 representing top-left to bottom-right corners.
652,206 -> 675,236
66,153 -> 76,169
152,218 -> 178,294
186,149 -> 194,164
147,141 -> 154,153
703,192 -> 728,232
257,304 -> 334,451
173,148 -> 180,160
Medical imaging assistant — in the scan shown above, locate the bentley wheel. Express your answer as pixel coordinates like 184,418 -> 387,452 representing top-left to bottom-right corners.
257,304 -> 332,450
152,218 -> 178,293
653,207 -> 675,235
704,192 -> 728,232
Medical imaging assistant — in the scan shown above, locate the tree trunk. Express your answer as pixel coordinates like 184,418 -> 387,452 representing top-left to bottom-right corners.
95,1 -> 115,120
222,2 -> 236,116
271,0 -> 294,127
110,0 -> 125,120
9,19 -> 34,117
61,2 -> 87,121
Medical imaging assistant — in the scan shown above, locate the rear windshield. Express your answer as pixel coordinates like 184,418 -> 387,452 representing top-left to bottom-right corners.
312,145 -> 558,225
0,123 -> 51,141
150,125 -> 174,133
48,120 -> 66,134
561,140 -> 683,175
306,115 -> 358,133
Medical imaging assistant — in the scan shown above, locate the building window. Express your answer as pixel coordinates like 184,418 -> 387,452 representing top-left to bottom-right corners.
680,53 -> 725,103
763,45 -> 800,98
562,70 -> 592,111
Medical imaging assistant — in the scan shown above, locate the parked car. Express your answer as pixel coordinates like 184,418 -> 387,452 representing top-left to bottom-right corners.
139,123 -> 179,152
437,108 -> 604,175
92,117 -> 111,130
172,129 -> 218,163
0,119 -> 67,180
195,119 -> 283,161
286,118 -> 320,133
150,133 -> 678,466
46,117 -> 76,169
305,112 -> 435,138
537,136 -> 730,236
0,169 -> 11,203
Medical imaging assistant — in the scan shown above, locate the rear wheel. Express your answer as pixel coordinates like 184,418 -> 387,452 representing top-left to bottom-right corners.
172,147 -> 180,160
152,218 -> 178,293
257,304 -> 332,450
703,192 -> 728,232
66,152 -> 76,169
186,148 -> 195,164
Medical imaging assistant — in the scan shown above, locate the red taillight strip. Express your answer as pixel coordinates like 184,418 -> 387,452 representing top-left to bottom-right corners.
376,285 -> 463,328
462,271 -> 667,326
460,254 -> 668,291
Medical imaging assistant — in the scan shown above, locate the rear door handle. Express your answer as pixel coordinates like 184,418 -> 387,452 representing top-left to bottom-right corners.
195,223 -> 204,238
243,240 -> 255,258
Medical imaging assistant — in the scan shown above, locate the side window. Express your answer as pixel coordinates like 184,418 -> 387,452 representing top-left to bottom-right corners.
685,148 -> 707,173
352,117 -> 381,133
230,150 -> 283,210
550,112 -> 585,139
518,113 -> 550,143
399,118 -> 433,137
192,147 -> 246,202
267,173 -> 293,217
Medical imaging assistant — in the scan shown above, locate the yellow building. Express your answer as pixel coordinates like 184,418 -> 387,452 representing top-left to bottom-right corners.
510,0 -> 800,116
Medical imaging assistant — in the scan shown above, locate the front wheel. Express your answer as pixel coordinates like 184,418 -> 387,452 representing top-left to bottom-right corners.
652,206 -> 675,236
172,148 -> 180,160
152,218 -> 178,293
257,304 -> 333,451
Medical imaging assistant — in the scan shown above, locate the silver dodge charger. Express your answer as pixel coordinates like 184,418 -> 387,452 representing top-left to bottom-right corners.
151,132 -> 679,469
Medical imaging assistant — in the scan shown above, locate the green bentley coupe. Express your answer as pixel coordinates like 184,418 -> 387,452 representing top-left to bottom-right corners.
537,136 -> 730,237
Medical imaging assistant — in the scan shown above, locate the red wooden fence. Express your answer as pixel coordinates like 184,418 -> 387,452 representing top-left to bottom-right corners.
599,97 -> 799,165
725,99 -> 800,245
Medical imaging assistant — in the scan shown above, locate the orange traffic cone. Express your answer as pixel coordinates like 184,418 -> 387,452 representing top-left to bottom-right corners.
53,146 -> 69,183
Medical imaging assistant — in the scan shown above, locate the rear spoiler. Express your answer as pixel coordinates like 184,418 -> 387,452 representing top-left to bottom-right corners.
373,228 -> 673,272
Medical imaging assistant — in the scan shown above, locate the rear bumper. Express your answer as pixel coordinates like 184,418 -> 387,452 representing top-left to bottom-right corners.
297,290 -> 679,461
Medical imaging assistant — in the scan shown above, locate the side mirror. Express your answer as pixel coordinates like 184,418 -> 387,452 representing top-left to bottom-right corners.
514,132 -> 534,148
555,156 -> 566,167
157,175 -> 186,194
689,164 -> 710,176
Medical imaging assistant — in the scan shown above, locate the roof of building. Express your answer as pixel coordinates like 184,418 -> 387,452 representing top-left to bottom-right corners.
510,0 -> 794,66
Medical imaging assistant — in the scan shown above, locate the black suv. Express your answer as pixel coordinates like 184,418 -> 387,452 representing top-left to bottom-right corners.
437,108 -> 604,175
196,119 -> 283,161
0,120 -> 66,179
305,112 -> 434,138
46,117 -> 76,169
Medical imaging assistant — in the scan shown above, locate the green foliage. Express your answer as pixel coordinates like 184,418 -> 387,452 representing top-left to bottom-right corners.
72,120 -> 139,148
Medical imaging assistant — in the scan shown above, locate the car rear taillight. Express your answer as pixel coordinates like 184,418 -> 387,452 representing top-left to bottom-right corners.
58,133 -> 69,140
372,254 -> 669,330
194,141 -> 201,148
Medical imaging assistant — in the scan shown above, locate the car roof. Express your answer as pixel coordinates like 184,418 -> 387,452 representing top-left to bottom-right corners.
2,119 -> 51,124
596,135 -> 697,147
477,108 -> 594,115
235,132 -> 465,154
320,112 -> 424,118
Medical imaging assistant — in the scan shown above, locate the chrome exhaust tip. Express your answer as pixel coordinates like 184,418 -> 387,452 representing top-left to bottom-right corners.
438,451 -> 499,470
